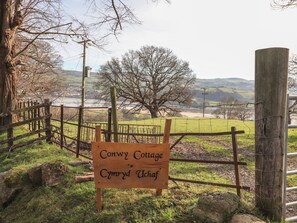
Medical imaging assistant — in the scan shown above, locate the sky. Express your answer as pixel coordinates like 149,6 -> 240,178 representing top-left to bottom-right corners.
60,0 -> 297,80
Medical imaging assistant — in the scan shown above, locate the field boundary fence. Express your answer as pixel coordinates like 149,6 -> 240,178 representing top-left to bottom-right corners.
50,105 -> 162,159
102,126 -> 250,197
0,102 -> 251,196
0,99 -> 51,153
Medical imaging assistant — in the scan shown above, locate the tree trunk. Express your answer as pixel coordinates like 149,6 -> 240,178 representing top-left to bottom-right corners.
0,0 -> 17,125
150,109 -> 158,118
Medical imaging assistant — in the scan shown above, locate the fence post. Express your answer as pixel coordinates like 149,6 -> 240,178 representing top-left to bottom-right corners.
60,104 -> 64,149
27,101 -> 31,130
107,107 -> 112,142
44,99 -> 51,143
33,101 -> 37,131
76,106 -> 83,158
156,119 -> 171,196
110,86 -> 118,142
231,126 -> 241,197
7,113 -> 13,150
37,101 -> 41,138
255,47 -> 289,221
22,101 -> 26,122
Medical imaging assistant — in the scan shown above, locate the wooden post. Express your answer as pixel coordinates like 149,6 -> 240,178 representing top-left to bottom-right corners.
255,47 -> 289,221
22,101 -> 26,121
231,127 -> 241,197
76,106 -> 83,158
37,102 -> 41,138
33,101 -> 37,131
27,101 -> 31,130
60,105 -> 64,149
110,87 -> 119,142
44,99 -> 51,143
95,125 -> 102,211
156,119 -> 171,196
107,107 -> 112,142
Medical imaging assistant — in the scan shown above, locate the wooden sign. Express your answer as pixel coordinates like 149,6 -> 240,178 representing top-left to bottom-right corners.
91,142 -> 170,189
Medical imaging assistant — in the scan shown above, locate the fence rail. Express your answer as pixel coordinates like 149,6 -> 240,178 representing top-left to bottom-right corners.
99,127 -> 249,197
0,102 -> 250,197
0,100 -> 51,153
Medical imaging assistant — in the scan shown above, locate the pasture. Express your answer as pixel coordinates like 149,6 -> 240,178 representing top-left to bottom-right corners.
1,117 -> 297,222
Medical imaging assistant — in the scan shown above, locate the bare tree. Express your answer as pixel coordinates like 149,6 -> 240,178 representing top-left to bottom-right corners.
232,103 -> 253,121
212,97 -> 253,120
272,0 -> 297,123
212,97 -> 237,119
284,55 -> 297,123
96,45 -> 196,118
272,0 -> 297,8
0,0 -> 168,125
17,40 -> 66,101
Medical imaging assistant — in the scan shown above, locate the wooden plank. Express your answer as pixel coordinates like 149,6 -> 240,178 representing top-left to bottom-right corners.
11,103 -> 46,114
0,136 -> 48,154
92,142 -> 170,189
103,131 -> 245,137
75,175 -> 94,182
0,115 -> 50,131
0,128 -> 47,144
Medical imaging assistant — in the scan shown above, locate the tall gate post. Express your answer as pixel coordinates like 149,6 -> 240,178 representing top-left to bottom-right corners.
255,47 -> 289,221
110,86 -> 118,142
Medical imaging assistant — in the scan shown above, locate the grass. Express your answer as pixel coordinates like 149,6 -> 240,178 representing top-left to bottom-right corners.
0,144 -> 230,223
2,117 -> 297,222
0,126 -> 242,223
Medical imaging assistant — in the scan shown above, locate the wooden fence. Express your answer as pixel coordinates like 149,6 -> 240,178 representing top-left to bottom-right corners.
0,102 -> 250,196
50,105 -> 162,159
103,127 -> 250,197
0,100 -> 51,153
49,105 -> 250,197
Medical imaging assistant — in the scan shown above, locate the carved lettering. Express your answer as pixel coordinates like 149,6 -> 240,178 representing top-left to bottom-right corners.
136,170 -> 160,181
133,150 -> 163,161
100,149 -> 129,160
100,169 -> 131,180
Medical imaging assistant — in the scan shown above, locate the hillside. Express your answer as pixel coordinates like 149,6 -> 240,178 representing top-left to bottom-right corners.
193,78 -> 254,105
61,70 -> 254,103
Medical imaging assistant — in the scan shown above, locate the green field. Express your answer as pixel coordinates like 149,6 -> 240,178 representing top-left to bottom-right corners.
1,118 -> 296,222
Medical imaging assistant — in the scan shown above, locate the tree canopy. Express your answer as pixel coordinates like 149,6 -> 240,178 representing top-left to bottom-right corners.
96,45 -> 196,118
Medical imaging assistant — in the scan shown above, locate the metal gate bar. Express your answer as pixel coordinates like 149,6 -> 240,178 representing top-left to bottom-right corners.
283,95 -> 297,222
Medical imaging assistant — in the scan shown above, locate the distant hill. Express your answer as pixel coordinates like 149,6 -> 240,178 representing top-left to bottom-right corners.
197,78 -> 254,91
194,78 -> 254,105
61,70 -> 255,103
